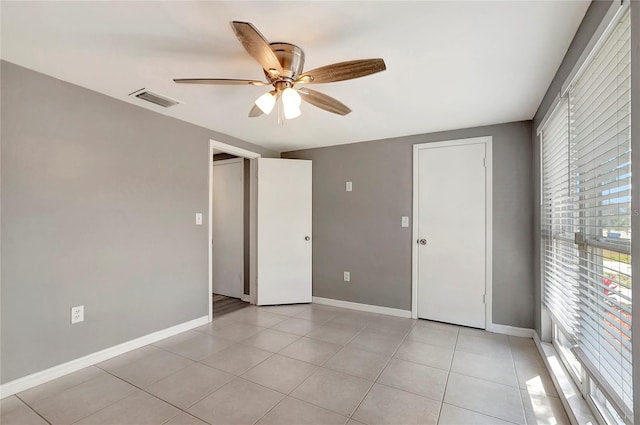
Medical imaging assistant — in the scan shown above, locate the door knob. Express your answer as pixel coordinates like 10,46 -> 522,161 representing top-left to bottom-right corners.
418,238 -> 427,245
305,236 -> 311,241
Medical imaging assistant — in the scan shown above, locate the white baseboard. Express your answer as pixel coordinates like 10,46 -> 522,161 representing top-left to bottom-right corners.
241,294 -> 250,303
312,297 -> 412,318
0,315 -> 209,399
487,323 -> 535,338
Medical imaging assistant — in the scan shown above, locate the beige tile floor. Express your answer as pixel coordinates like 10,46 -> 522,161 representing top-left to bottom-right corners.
1,303 -> 570,425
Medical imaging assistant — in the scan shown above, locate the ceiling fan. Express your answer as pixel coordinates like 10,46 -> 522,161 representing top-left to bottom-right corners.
174,21 -> 386,120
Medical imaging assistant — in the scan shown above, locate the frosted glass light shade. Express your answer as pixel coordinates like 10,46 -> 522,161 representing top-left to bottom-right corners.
284,105 -> 302,120
282,88 -> 302,119
281,88 -> 302,107
255,92 -> 276,115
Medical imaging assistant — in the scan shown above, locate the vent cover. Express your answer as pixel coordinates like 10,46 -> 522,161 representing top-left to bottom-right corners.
128,89 -> 182,108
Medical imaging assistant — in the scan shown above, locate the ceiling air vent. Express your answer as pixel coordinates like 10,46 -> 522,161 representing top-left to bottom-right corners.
128,88 -> 182,108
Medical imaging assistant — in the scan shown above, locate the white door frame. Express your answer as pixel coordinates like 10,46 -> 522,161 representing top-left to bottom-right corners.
208,140 -> 261,322
411,136 -> 493,329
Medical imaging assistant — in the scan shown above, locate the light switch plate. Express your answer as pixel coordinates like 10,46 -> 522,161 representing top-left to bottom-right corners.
346,182 -> 353,192
401,216 -> 409,228
343,271 -> 350,282
195,213 -> 203,225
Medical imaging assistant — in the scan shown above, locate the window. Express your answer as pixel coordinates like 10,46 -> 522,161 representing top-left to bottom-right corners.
541,8 -> 632,424
554,323 -> 583,382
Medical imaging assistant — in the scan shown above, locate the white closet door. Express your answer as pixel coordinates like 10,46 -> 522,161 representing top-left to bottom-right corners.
417,141 -> 487,328
257,158 -> 312,305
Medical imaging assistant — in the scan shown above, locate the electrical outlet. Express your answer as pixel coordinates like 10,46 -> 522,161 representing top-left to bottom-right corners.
195,213 -> 203,225
71,305 -> 84,324
343,271 -> 350,282
346,181 -> 352,192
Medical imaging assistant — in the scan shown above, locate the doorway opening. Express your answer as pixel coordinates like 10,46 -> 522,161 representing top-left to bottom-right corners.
212,155 -> 248,318
208,140 -> 261,322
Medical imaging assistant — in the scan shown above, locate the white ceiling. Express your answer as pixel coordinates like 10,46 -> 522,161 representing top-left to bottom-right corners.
1,1 -> 589,152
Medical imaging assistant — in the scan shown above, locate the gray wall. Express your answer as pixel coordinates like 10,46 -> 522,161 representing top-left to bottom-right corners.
283,121 -> 534,328
531,1 -> 614,337
0,61 -> 275,383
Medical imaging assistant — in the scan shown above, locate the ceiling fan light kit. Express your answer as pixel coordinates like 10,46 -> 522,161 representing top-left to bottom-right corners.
173,21 -> 386,121
255,91 -> 276,115
281,87 -> 302,119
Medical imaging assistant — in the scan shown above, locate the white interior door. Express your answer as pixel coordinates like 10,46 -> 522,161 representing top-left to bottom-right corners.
212,159 -> 244,299
416,140 -> 487,328
257,158 -> 312,305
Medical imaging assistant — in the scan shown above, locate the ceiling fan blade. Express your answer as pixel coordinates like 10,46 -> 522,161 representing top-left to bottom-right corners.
299,88 -> 351,115
296,59 -> 386,84
248,103 -> 264,117
231,21 -> 283,77
174,78 -> 268,86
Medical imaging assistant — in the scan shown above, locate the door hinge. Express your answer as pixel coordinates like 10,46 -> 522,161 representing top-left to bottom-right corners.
483,157 -> 487,168
483,293 -> 486,304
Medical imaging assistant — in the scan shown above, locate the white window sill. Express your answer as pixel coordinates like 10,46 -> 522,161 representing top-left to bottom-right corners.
533,333 -> 599,425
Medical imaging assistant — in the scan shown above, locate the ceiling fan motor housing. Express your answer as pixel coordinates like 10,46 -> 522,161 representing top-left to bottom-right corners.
267,43 -> 305,82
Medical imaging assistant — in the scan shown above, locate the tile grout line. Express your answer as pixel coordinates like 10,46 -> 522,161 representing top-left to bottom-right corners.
263,316 -> 416,421
192,307 -> 348,396
230,316 -> 372,425
12,367 -> 108,421
345,317 -> 418,421
440,337 -> 530,425
184,312 -> 324,425
509,337 -> 530,425
334,331 -> 524,407
90,341 -> 248,424
18,370 -> 142,425
238,308 -> 337,424
14,394 -> 54,425
96,369 -> 200,423
436,331 -> 525,425
434,326 -> 460,424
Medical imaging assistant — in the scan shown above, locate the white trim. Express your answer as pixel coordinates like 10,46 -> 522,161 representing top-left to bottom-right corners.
213,158 -> 244,166
486,323 -> 535,338
411,145 -> 419,318
210,140 -> 261,159
208,140 -> 261,313
533,333 -> 598,425
536,92 -> 562,136
485,139 -> 493,331
249,158 -> 258,305
241,294 -> 250,303
0,315 -> 208,399
208,142 -> 214,321
411,136 -> 493,331
312,297 -> 412,318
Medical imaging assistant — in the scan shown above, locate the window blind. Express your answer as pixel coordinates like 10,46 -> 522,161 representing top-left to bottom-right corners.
569,8 -> 632,418
542,98 -> 580,334
542,8 -> 632,421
